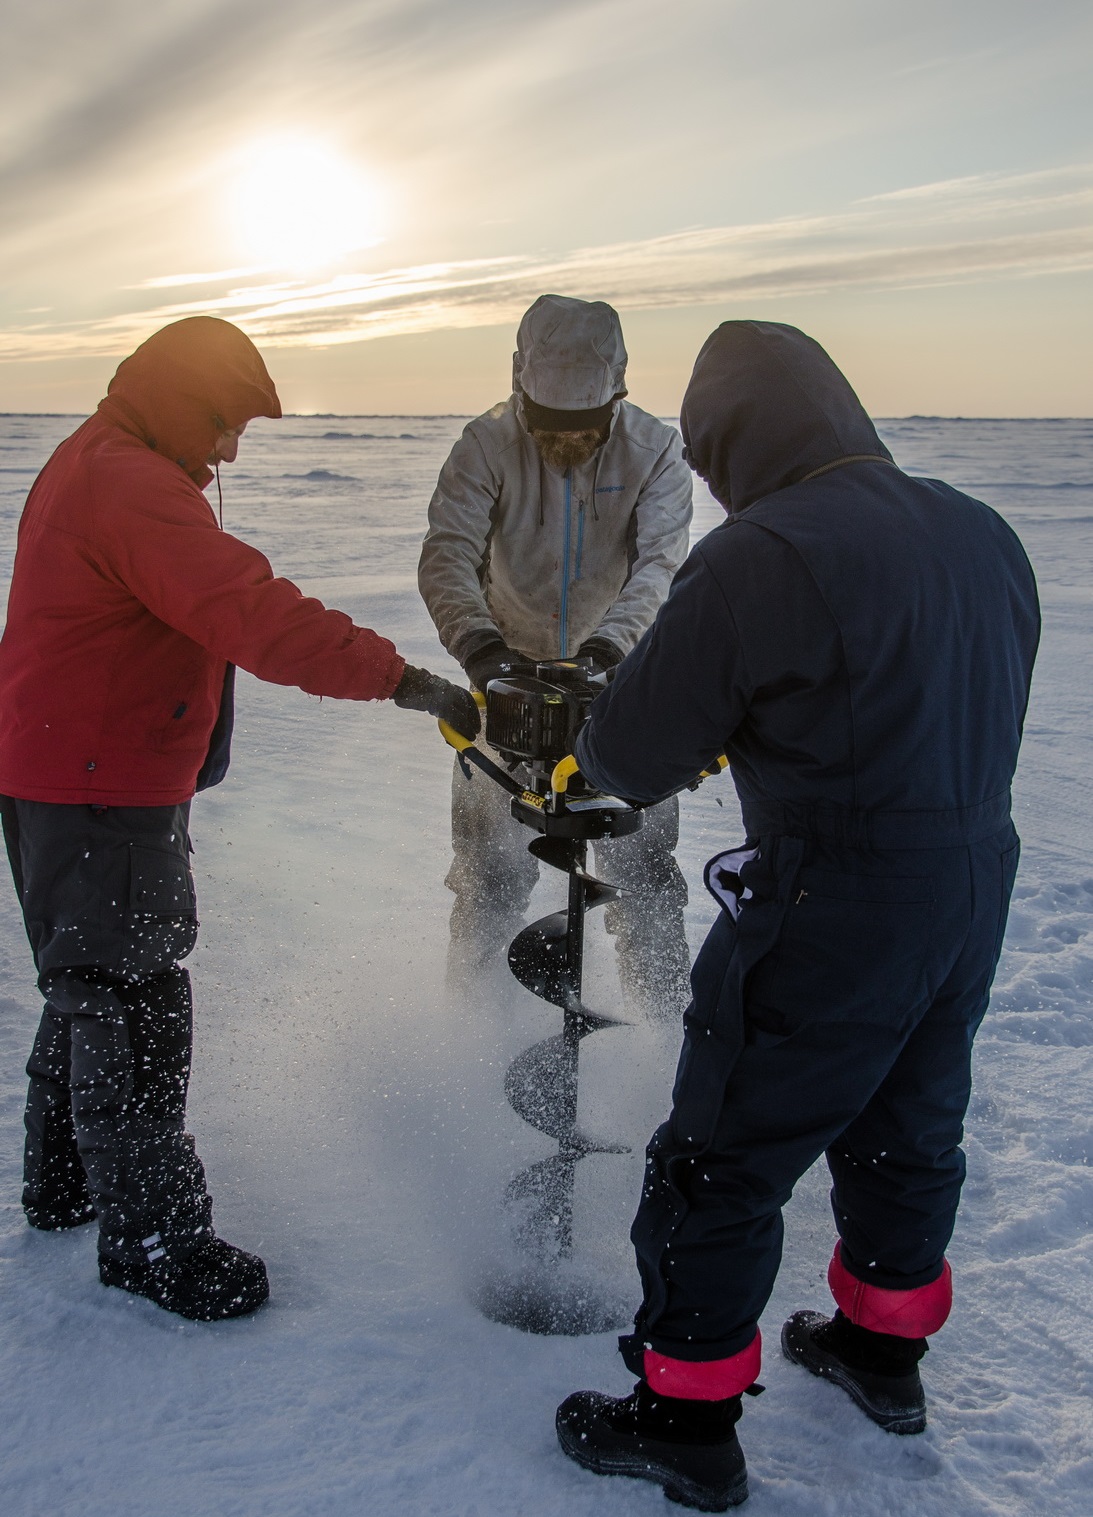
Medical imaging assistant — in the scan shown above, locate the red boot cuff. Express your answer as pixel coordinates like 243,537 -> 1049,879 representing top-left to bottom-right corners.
643,1331 -> 762,1401
828,1244 -> 952,1337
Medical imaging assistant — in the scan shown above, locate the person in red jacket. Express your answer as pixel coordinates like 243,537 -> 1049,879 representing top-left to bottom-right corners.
0,316 -> 478,1321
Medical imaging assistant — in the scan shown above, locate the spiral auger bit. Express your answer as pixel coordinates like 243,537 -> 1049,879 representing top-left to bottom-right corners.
505,833 -> 631,1261
438,661 -> 644,1334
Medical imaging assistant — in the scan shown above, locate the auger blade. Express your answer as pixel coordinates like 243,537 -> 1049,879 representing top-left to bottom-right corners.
508,886 -> 621,1006
505,1029 -> 632,1141
508,913 -> 573,1005
503,1154 -> 576,1258
576,871 -> 619,911
569,1005 -> 630,1033
563,1129 -> 631,1158
505,1034 -> 576,1139
505,1153 -> 575,1207
528,836 -> 578,873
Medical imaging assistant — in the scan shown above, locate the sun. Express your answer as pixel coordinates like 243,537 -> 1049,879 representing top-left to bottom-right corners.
232,136 -> 381,272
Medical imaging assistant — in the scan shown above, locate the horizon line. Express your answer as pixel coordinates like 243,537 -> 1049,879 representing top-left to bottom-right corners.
2,411 -> 1091,422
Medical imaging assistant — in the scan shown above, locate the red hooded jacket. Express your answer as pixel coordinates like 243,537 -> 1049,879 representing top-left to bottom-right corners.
0,318 -> 405,806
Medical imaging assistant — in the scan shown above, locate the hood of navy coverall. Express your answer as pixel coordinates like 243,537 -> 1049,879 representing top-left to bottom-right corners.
679,320 -> 893,513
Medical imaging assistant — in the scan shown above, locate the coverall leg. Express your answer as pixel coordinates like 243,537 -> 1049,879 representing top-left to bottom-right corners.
624,829 -> 1019,1374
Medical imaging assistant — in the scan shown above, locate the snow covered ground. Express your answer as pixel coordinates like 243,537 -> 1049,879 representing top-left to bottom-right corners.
1,412 -> 1090,1516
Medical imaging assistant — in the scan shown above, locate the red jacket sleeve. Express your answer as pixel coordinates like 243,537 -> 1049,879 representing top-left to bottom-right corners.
96,455 -> 405,700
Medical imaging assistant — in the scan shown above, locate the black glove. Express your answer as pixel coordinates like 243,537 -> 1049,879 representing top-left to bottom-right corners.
464,637 -> 536,692
392,665 -> 481,740
576,636 -> 624,676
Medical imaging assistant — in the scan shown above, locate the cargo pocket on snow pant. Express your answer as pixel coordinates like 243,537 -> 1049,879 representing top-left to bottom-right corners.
117,844 -> 198,979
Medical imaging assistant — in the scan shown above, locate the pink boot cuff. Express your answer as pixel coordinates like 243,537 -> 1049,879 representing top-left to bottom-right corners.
828,1244 -> 952,1337
644,1332 -> 762,1401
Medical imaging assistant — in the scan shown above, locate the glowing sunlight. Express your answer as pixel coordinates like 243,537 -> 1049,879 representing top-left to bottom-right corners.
231,136 -> 382,273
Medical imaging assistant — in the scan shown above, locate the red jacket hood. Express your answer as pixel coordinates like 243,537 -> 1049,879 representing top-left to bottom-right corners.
97,316 -> 282,486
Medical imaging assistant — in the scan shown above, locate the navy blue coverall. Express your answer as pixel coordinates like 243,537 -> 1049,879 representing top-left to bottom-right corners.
574,321 -> 1040,1388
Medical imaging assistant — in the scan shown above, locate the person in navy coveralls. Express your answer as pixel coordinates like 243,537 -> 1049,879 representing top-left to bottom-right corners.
555,321 -> 1040,1510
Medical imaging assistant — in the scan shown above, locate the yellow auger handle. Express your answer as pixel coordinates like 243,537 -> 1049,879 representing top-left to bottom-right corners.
437,690 -> 487,753
551,753 -> 580,797
551,749 -> 726,797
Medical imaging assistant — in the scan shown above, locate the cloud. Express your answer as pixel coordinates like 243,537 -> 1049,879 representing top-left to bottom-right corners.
1,162 -> 1089,362
0,2 -> 274,211
129,268 -> 272,290
0,0 -> 588,222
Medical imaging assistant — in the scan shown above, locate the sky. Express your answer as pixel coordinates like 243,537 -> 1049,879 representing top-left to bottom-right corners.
1,0 -> 1091,417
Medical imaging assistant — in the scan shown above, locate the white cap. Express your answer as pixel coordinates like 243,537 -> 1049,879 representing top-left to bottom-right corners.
512,294 -> 628,412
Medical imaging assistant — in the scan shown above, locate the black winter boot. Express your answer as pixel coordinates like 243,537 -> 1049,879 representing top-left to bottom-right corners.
781,1310 -> 927,1434
556,1381 -> 748,1511
99,1235 -> 269,1321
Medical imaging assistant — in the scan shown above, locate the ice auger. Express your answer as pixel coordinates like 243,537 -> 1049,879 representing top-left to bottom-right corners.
438,662 -> 725,1335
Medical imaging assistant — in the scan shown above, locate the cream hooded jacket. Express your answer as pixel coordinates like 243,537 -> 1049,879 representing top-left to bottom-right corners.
419,295 -> 691,665
419,396 -> 692,664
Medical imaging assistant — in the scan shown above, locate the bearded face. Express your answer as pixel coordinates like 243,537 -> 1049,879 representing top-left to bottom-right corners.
530,426 -> 607,472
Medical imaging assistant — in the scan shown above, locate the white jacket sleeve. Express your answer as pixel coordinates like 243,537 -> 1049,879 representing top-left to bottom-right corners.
591,429 -> 692,655
417,425 -> 504,665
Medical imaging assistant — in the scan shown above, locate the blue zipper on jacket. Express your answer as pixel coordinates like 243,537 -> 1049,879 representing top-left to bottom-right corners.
560,471 -> 572,657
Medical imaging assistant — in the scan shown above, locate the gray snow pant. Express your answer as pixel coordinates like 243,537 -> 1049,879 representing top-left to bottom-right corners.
445,748 -> 690,1014
1,797 -> 214,1266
